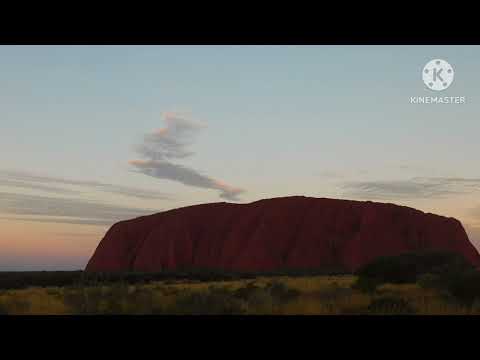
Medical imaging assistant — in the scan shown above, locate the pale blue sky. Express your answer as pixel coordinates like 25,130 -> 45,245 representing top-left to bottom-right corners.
1,45 -> 480,270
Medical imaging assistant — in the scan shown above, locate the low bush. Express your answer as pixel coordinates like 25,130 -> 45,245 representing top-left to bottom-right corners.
0,301 -> 8,315
367,296 -> 416,314
234,282 -> 263,301
234,283 -> 274,311
352,276 -> 380,294
355,251 -> 473,288
169,286 -> 246,315
355,251 -> 480,307
417,273 -> 442,290
440,270 -> 480,307
265,281 -> 300,303
63,287 -> 87,314
7,297 -> 30,314
84,286 -> 104,314
102,283 -> 129,314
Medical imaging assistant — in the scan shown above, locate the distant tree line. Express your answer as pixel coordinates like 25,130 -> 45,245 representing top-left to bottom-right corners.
0,266 -> 350,290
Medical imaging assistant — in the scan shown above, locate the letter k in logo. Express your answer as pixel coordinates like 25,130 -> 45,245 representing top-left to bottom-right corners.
433,68 -> 444,82
422,59 -> 454,91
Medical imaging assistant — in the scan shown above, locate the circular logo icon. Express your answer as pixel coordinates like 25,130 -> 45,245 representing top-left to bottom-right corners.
422,59 -> 454,91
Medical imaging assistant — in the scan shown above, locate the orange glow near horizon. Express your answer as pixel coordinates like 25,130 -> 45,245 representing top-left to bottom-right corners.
0,217 -> 107,269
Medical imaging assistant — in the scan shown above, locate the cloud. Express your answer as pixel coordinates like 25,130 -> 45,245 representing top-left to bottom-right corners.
136,112 -> 205,161
342,177 -> 480,201
0,169 -> 172,200
0,192 -> 157,226
0,216 -> 118,227
129,112 -> 245,201
0,178 -> 81,195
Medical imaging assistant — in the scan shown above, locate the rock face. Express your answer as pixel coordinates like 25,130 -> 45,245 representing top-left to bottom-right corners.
85,196 -> 480,272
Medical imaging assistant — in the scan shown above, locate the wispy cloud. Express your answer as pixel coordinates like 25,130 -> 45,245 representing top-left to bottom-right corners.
0,178 -> 81,195
0,169 -> 172,200
0,216 -> 121,227
0,192 -> 156,226
342,177 -> 480,200
129,112 -> 245,201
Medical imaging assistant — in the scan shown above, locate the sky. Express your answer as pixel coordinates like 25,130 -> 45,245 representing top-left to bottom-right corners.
1,45 -> 480,270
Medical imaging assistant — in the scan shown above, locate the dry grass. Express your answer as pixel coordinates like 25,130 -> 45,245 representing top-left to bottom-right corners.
0,275 -> 479,315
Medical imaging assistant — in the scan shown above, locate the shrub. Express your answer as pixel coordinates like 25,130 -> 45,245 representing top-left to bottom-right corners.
46,288 -> 62,297
265,281 -> 300,303
84,286 -> 103,314
103,283 -> 129,314
0,301 -> 9,315
352,276 -> 381,294
356,251 -> 473,286
247,288 -> 274,309
415,265 -> 480,307
471,299 -> 480,314
234,283 -> 263,301
126,288 -> 156,314
367,296 -> 416,315
441,270 -> 480,307
234,283 -> 274,311
170,286 -> 246,314
7,297 -> 31,314
63,287 -> 87,314
417,273 -> 442,290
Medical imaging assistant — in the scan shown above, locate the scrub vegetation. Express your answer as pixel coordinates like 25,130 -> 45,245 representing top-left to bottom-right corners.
0,251 -> 479,315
